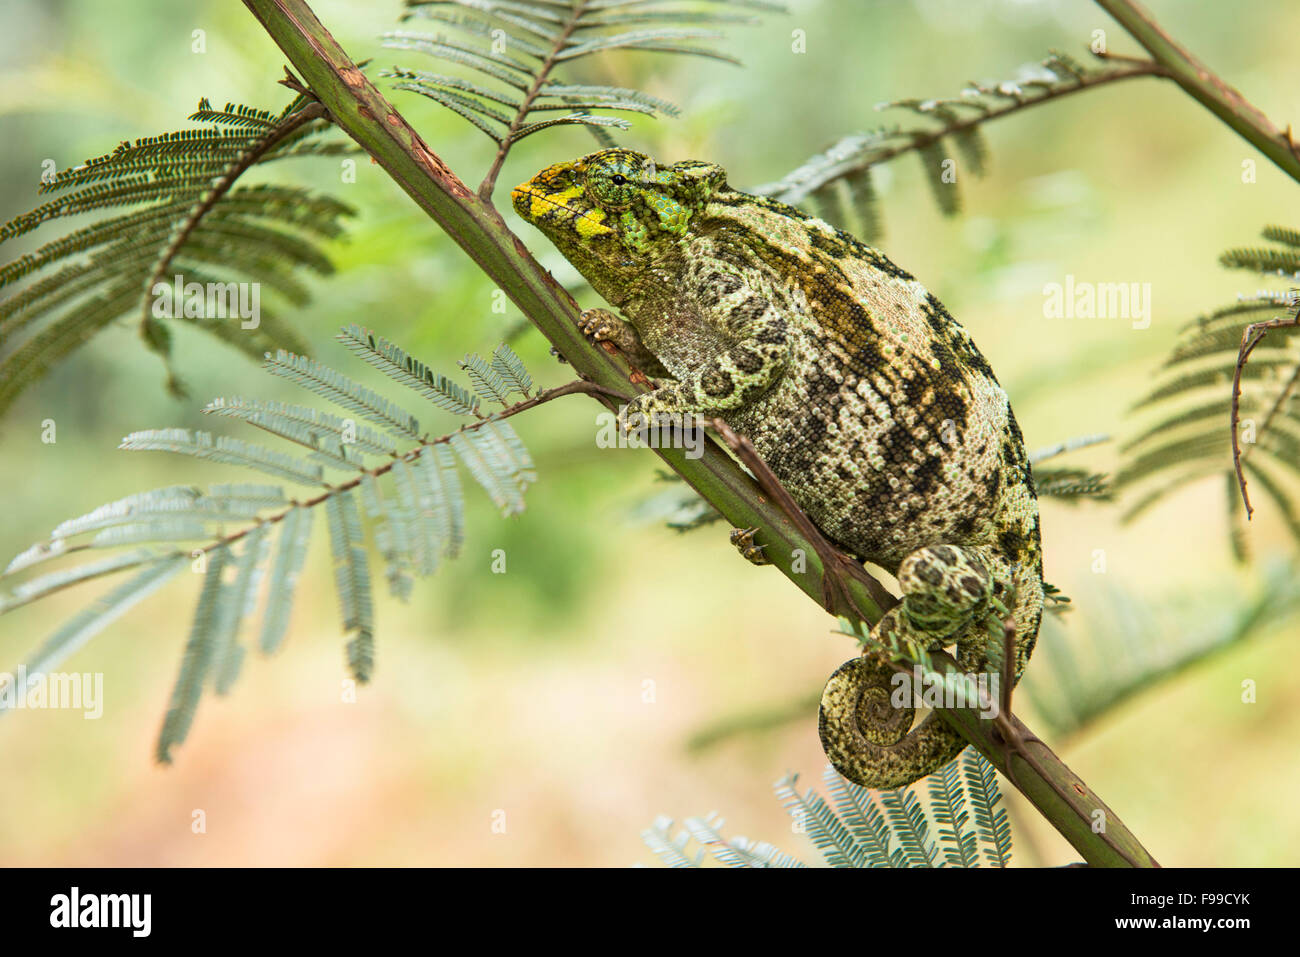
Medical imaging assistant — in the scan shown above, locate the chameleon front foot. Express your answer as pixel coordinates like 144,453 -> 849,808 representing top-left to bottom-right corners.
578,308 -> 670,378
578,307 -> 619,343
729,526 -> 770,565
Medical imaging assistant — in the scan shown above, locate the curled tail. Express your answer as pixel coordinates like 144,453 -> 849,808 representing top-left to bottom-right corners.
818,543 -> 1042,790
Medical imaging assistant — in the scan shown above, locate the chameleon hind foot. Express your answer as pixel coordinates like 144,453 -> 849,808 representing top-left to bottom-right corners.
729,526 -> 770,565
894,545 -> 993,637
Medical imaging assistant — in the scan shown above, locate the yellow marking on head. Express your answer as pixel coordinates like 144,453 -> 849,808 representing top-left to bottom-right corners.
551,185 -> 583,201
527,184 -> 585,221
574,207 -> 611,238
527,193 -> 553,220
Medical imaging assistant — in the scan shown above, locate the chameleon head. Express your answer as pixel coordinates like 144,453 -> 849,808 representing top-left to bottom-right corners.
511,148 -> 726,289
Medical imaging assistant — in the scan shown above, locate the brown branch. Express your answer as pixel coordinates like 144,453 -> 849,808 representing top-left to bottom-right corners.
1231,305 -> 1300,516
1095,0 -> 1300,185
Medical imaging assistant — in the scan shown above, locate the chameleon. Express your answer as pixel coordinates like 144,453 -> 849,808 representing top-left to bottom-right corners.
512,148 -> 1043,789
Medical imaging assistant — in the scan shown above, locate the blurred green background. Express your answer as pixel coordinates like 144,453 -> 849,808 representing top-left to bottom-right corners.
1,0 -> 1297,866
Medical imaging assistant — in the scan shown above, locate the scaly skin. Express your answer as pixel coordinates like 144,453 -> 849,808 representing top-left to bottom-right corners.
513,149 -> 1043,789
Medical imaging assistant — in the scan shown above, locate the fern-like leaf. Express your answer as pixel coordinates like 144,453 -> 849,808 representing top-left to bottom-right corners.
490,342 -> 533,397
338,325 -> 481,417
0,556 -> 187,718
0,95 -> 358,415
753,51 -> 1158,235
325,490 -> 375,682
210,525 -> 271,694
1,328 -> 537,761
384,0 -> 781,194
963,751 -> 1012,867
928,758 -> 979,867
156,546 -> 230,763
640,813 -> 805,868
120,429 -> 326,486
1117,228 -> 1300,552
259,506 -> 313,654
264,350 -> 423,439
648,752 -> 1012,868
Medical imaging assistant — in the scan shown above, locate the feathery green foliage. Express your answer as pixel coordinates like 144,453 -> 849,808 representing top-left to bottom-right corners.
1029,432 -> 1112,502
0,94 -> 358,416
1021,560 -> 1300,740
640,812 -> 807,868
0,328 -> 538,763
381,0 -> 783,186
1117,226 -> 1300,554
753,51 -> 1148,242
643,752 -> 1011,868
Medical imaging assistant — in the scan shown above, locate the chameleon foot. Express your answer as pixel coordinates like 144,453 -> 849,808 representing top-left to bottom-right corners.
578,307 -> 619,343
729,526 -> 770,565
578,308 -> 670,378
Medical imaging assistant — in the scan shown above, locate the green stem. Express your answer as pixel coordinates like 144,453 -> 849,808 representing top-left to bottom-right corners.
241,0 -> 1157,867
1095,0 -> 1300,185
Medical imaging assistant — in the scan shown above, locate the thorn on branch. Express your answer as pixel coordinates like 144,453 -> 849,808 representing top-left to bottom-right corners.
279,66 -> 312,98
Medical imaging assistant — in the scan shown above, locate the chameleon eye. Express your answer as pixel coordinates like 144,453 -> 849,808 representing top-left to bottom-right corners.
586,164 -> 636,210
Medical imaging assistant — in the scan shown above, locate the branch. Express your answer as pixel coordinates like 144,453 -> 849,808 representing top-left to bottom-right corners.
1231,305 -> 1300,516
754,54 -> 1167,204
241,0 -> 1156,867
1095,0 -> 1300,185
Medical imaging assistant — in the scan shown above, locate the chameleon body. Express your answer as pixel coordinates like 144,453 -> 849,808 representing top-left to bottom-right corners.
513,149 -> 1043,789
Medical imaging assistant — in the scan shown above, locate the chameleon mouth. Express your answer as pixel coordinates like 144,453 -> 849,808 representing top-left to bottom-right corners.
509,183 -> 543,219
511,185 -> 613,237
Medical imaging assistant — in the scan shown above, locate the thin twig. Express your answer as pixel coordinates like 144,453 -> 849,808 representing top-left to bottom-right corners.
708,417 -> 897,619
477,1 -> 589,201
1230,304 -> 1300,516
1000,615 -> 1016,726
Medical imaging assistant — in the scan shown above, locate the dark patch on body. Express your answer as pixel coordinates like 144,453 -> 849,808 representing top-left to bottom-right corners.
701,368 -> 733,397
